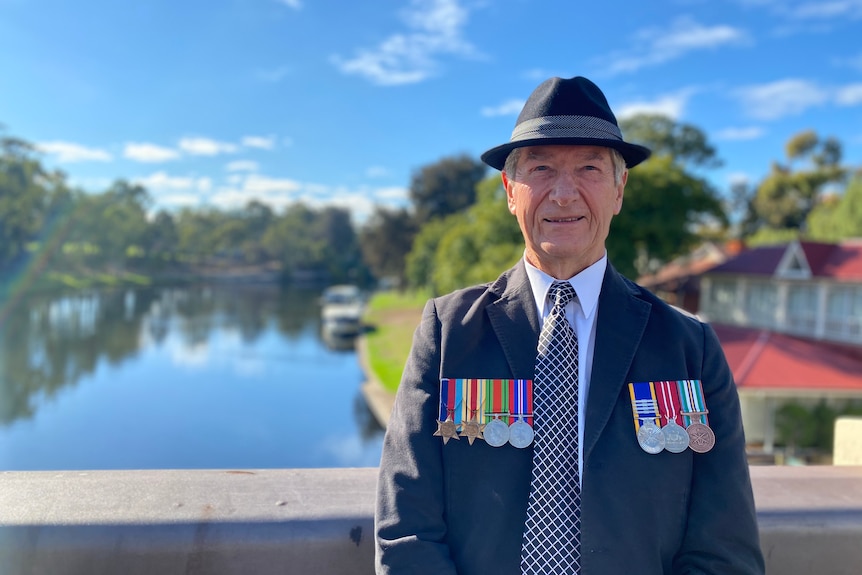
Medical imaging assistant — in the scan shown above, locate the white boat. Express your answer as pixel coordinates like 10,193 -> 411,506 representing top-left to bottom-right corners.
320,285 -> 365,337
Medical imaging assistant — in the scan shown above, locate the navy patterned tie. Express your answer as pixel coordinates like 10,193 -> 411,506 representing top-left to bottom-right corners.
521,280 -> 581,575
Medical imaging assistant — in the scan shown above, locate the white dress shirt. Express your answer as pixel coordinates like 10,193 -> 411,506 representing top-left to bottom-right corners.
523,254 -> 606,476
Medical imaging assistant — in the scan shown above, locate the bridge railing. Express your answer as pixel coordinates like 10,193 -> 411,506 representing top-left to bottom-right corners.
2,466 -> 861,574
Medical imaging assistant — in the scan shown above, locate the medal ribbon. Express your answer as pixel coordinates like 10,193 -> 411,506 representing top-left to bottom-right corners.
628,381 -> 661,431
654,380 -> 683,426
677,379 -> 709,426
508,379 -> 533,426
461,378 -> 484,425
484,378 -> 509,424
438,378 -> 463,426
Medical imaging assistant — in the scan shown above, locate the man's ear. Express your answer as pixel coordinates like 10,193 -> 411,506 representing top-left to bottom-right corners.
502,172 -> 516,215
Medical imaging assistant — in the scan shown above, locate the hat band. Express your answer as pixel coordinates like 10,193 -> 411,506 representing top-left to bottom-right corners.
510,115 -> 623,143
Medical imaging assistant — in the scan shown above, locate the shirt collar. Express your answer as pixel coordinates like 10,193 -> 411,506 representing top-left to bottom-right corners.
524,254 -> 606,320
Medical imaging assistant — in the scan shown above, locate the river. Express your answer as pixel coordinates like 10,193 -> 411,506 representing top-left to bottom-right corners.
0,284 -> 385,470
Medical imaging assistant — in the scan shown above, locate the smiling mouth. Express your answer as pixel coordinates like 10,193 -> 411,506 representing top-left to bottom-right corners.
544,216 -> 584,223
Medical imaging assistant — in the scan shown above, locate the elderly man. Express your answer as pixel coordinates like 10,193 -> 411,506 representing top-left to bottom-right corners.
375,76 -> 764,575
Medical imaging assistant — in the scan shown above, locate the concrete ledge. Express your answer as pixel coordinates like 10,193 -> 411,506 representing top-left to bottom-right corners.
3,466 -> 862,574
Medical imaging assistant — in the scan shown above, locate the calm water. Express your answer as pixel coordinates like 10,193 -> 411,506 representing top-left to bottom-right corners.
0,285 -> 385,470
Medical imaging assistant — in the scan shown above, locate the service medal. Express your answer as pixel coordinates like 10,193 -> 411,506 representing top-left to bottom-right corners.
678,379 -> 715,454
637,418 -> 666,454
508,420 -> 534,448
483,417 -> 509,447
662,419 -> 690,453
628,381 -> 664,454
654,380 -> 689,453
686,421 -> 716,453
507,378 -> 534,448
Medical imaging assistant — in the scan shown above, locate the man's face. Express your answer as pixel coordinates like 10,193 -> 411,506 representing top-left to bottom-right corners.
502,145 -> 627,279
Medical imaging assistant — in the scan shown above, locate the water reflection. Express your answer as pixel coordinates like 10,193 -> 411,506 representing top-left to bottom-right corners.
0,285 -> 384,470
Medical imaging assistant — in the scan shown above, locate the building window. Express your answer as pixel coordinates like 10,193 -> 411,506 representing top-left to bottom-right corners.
746,282 -> 778,327
707,279 -> 736,322
825,286 -> 862,341
787,284 -> 817,334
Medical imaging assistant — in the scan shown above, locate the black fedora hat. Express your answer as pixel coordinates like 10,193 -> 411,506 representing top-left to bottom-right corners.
481,76 -> 651,171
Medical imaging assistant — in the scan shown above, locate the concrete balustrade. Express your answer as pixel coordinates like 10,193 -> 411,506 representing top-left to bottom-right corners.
3,466 -> 862,574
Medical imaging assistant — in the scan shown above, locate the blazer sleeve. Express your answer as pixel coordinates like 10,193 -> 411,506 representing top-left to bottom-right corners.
374,298 -> 458,575
674,322 -> 765,574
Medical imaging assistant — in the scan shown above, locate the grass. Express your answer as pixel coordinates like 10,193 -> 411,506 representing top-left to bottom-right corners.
362,289 -> 429,393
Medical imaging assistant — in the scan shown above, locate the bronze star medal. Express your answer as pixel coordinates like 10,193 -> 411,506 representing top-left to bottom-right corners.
459,414 -> 485,445
433,412 -> 460,444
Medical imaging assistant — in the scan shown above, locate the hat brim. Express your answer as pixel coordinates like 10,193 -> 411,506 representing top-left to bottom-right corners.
481,137 -> 651,171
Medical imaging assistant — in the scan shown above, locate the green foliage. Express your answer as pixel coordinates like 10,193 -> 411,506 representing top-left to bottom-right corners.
407,176 -> 522,295
750,131 -> 846,233
775,399 -> 862,453
807,176 -> 862,241
609,154 -> 727,278
358,206 -> 418,285
619,114 -> 721,168
409,154 -> 488,226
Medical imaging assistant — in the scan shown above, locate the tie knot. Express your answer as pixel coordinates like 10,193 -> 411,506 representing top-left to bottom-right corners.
549,281 -> 577,309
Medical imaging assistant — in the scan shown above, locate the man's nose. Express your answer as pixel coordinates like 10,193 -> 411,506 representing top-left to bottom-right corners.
549,173 -> 580,205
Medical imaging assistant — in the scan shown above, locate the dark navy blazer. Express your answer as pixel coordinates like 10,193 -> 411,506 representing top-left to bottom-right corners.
375,261 -> 764,575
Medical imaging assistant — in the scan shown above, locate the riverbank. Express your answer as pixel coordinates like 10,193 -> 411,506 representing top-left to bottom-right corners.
358,290 -> 427,427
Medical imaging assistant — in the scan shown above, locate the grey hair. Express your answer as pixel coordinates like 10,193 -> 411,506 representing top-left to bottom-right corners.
503,146 -> 627,185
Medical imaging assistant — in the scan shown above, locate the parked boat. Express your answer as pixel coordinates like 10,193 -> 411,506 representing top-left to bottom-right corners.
320,285 -> 365,338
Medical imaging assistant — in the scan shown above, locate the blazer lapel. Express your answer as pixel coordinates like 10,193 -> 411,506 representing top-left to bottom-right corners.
583,265 -> 651,463
486,261 -> 542,379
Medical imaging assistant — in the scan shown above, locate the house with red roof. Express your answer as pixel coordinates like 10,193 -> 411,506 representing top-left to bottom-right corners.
697,239 -> 862,458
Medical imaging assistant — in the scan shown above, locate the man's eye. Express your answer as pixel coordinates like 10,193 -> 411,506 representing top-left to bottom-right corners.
532,165 -> 549,172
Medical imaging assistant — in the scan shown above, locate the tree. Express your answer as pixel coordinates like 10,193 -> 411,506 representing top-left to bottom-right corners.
0,135 -> 53,266
609,155 -> 727,278
409,154 -> 487,226
807,176 -> 862,241
359,206 -> 418,286
751,130 -> 846,233
423,176 -> 522,295
619,114 -> 721,169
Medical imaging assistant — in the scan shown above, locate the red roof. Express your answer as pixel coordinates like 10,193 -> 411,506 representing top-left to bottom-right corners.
708,240 -> 862,280
713,323 -> 862,393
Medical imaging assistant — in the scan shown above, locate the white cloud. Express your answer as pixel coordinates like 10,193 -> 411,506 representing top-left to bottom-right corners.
836,83 -> 862,106
178,137 -> 238,156
242,135 -> 276,150
616,91 -> 693,120
242,174 -> 303,194
714,126 -> 766,141
604,17 -> 749,74
788,1 -> 862,20
226,160 -> 260,172
373,186 -> 409,201
124,142 -> 180,163
134,171 -> 212,193
158,194 -> 204,209
278,0 -> 302,10
366,166 -> 390,178
735,79 -> 830,120
37,141 -> 112,163
481,99 -> 525,117
331,0 -> 479,85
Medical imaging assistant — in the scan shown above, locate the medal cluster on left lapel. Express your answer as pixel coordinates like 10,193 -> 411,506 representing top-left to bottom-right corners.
627,380 -> 716,454
433,378 -> 534,448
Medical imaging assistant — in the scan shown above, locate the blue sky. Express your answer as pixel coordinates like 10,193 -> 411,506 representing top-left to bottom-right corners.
2,0 -> 861,222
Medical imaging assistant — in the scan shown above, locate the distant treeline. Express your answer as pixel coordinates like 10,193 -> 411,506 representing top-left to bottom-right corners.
2,116 -> 861,295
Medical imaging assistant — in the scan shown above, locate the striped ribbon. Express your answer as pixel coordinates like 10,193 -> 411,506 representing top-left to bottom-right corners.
677,379 -> 709,426
628,381 -> 661,431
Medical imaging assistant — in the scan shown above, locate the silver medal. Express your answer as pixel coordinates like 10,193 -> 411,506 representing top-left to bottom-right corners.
483,418 -> 509,447
662,419 -> 689,453
508,419 -> 534,448
637,418 -> 666,454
